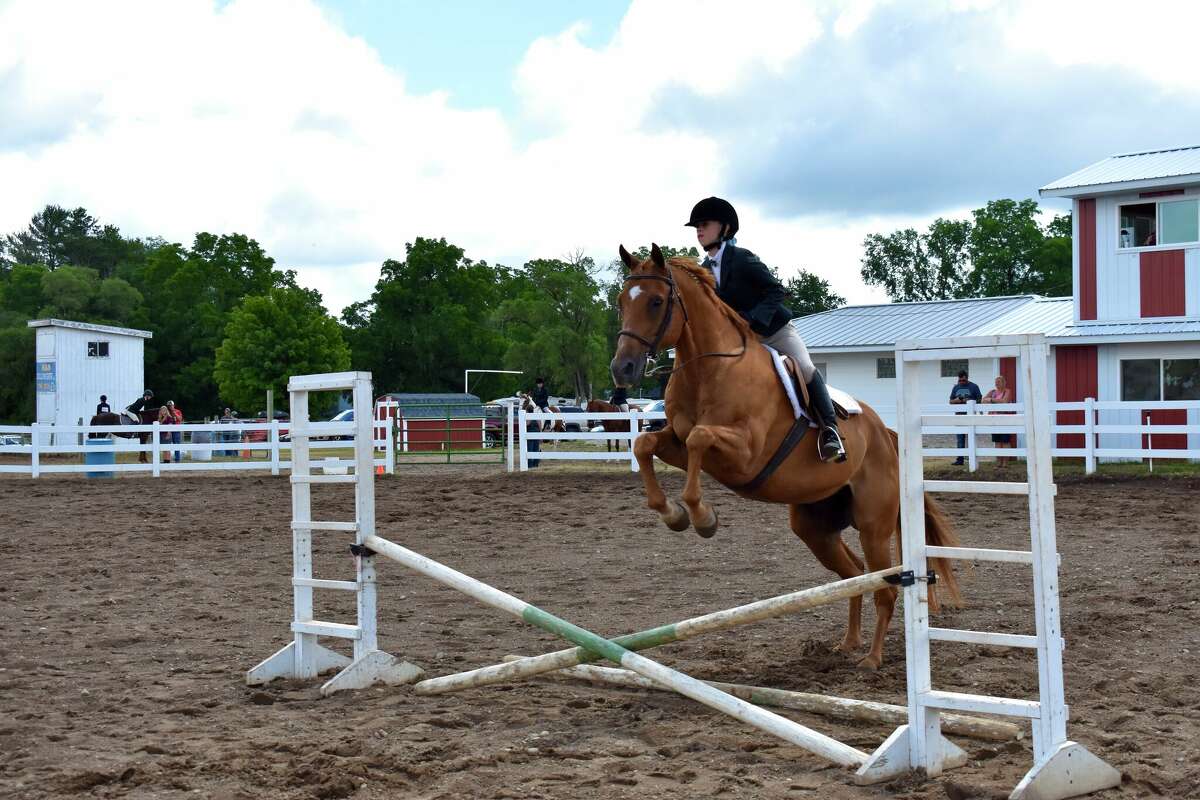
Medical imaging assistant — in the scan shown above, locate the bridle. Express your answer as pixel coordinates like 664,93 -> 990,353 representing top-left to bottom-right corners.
617,264 -> 747,377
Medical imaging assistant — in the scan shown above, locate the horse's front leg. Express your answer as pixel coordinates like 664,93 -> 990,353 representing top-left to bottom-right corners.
633,426 -> 690,532
680,424 -> 753,538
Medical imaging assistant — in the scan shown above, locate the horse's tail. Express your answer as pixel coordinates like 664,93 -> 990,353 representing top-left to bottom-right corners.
886,428 -> 964,614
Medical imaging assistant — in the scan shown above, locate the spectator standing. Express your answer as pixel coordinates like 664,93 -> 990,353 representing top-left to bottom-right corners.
157,405 -> 176,462
167,400 -> 183,463
981,375 -> 1014,466
948,370 -> 982,466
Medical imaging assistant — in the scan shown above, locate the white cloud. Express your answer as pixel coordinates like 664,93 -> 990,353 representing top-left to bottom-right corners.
3,0 -> 1198,318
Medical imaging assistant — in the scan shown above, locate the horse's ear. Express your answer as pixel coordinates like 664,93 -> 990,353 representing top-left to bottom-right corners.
618,244 -> 637,271
650,243 -> 666,268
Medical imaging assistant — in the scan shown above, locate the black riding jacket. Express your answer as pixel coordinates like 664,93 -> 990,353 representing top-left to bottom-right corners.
707,244 -> 793,336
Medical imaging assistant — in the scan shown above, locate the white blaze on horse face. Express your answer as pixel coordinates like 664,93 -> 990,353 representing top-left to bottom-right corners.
629,285 -> 643,301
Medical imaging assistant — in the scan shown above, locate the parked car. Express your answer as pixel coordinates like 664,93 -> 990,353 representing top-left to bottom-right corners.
556,405 -> 584,433
281,408 -> 352,441
0,434 -> 24,446
642,399 -> 667,432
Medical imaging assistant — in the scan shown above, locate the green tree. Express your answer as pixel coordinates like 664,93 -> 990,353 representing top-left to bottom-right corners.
125,234 -> 296,415
39,265 -> 101,318
861,201 -> 1073,302
342,237 -> 513,397
499,254 -> 609,401
214,287 -> 350,413
782,270 -> 847,317
0,314 -> 35,423
1,263 -> 48,317
1,205 -> 142,278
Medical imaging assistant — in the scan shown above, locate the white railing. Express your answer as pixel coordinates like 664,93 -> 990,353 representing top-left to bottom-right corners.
0,419 -> 396,478
508,400 -> 1200,475
516,409 -> 667,472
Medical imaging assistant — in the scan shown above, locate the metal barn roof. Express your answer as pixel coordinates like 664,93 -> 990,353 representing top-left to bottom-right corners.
792,295 -> 1036,351
1040,145 -> 1200,198
802,295 -> 1200,350
27,318 -> 153,338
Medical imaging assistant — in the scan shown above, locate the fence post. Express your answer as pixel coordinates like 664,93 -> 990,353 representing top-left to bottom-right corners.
518,408 -> 529,471
30,422 -> 40,479
270,420 -> 281,476
1146,413 -> 1154,474
966,400 -> 978,472
386,417 -> 395,475
1084,397 -> 1096,475
506,402 -> 515,473
629,410 -> 640,472
151,421 -> 161,477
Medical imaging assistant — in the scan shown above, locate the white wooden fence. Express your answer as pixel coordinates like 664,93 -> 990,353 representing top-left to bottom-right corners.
510,400 -> 1200,475
0,419 -> 396,478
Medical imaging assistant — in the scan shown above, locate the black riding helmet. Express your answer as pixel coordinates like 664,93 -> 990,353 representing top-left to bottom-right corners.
685,196 -> 739,240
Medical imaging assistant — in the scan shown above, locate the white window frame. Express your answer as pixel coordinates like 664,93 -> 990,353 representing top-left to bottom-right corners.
876,357 -> 895,379
1115,196 -> 1200,253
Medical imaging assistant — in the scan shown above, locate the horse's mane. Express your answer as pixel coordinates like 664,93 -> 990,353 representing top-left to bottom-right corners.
664,256 -> 753,339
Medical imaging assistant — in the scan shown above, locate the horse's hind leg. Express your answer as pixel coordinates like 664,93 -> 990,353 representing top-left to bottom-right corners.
789,505 -> 866,656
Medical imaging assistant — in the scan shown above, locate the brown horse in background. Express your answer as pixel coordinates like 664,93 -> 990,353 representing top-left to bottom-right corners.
89,410 -> 153,462
610,244 -> 962,670
585,399 -> 630,452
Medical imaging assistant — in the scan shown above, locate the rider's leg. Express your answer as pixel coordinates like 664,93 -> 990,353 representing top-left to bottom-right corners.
759,324 -> 846,462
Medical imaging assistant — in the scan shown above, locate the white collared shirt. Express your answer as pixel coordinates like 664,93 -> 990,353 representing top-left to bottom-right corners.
706,240 -> 728,285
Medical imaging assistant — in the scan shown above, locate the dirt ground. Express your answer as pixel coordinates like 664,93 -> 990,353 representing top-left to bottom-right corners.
1,465 -> 1196,799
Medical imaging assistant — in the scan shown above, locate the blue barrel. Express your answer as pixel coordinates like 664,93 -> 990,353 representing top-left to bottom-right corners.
85,436 -> 116,478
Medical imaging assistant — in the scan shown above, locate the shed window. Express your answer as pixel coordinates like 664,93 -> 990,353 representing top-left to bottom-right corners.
1164,359 -> 1200,401
940,359 -> 969,378
87,341 -> 110,358
1118,199 -> 1200,248
876,357 -> 895,379
1160,200 -> 1199,245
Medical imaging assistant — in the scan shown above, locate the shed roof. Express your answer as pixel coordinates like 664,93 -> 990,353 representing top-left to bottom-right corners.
800,295 -> 1200,351
1040,145 -> 1200,198
792,295 -> 1035,351
27,318 -> 153,338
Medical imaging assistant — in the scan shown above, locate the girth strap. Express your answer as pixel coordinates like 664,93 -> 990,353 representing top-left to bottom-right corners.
733,416 -> 810,493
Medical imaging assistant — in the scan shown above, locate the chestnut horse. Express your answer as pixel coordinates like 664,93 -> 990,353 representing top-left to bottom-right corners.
610,244 -> 962,669
585,399 -> 630,451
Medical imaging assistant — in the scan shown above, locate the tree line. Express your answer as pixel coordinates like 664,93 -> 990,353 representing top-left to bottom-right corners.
0,199 -> 1064,424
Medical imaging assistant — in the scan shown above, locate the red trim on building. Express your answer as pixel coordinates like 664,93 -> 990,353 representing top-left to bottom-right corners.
1142,409 -> 1188,451
1139,249 -> 1186,318
1077,199 -> 1097,320
1055,346 -> 1097,450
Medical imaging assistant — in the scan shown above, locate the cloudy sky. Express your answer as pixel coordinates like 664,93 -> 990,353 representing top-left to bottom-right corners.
4,0 -> 1200,315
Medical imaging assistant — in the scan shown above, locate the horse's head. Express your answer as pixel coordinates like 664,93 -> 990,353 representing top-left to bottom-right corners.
612,243 -> 688,387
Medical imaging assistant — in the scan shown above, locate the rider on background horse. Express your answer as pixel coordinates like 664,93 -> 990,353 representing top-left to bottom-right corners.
127,389 -> 157,419
686,197 -> 845,462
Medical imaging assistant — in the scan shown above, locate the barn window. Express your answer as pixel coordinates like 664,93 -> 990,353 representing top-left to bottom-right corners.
876,357 -> 895,379
1164,359 -> 1200,401
1118,203 -> 1157,248
87,341 -> 110,358
1118,199 -> 1200,248
1120,359 -> 1160,401
1160,200 -> 1199,245
940,359 -> 969,378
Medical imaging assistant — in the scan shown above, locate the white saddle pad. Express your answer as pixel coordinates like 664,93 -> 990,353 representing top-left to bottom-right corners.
763,346 -> 863,424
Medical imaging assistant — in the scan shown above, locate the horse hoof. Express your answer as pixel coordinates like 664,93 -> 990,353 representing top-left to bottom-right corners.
856,655 -> 882,671
694,509 -> 719,539
661,501 -> 690,532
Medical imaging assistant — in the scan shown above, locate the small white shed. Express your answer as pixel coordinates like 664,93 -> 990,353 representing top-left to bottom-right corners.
28,318 -> 153,434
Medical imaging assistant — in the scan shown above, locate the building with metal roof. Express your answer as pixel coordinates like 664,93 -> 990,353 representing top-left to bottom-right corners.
794,144 -> 1199,456
1039,145 -> 1200,198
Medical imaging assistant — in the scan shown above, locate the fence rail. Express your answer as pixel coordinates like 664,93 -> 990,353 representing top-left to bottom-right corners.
510,399 -> 1200,475
0,419 -> 395,478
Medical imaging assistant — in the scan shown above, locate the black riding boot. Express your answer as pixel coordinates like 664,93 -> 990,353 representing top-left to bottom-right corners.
806,372 -> 847,463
